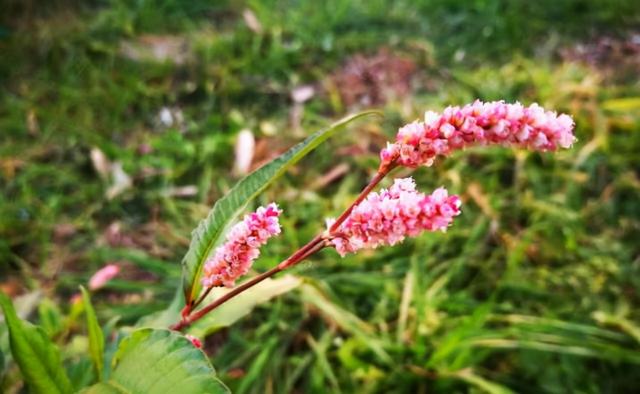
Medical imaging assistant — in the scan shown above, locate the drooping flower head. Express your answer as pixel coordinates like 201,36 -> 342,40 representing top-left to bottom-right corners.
380,100 -> 576,169
329,178 -> 461,256
202,203 -> 282,288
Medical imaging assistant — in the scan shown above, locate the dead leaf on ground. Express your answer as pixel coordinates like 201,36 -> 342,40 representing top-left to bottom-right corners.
90,147 -> 110,180
559,31 -> 640,82
53,223 -> 77,242
155,106 -> 185,131
163,185 -> 199,198
101,221 -> 175,257
119,35 -> 191,65
90,148 -> 133,199
0,157 -> 25,179
233,129 -> 255,176
242,8 -> 263,34
291,85 -> 315,103
106,162 -> 132,200
329,48 -> 417,108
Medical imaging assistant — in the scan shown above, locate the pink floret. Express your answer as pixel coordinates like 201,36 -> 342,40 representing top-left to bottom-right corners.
202,203 -> 282,288
380,100 -> 576,168
330,178 -> 461,256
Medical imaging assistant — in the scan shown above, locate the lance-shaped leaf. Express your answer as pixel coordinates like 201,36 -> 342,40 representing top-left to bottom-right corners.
0,292 -> 73,394
181,110 -> 381,305
82,328 -> 229,393
80,286 -> 105,379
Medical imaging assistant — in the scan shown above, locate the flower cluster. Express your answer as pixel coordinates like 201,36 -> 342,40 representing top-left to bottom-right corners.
202,203 -> 282,288
329,178 -> 461,256
380,100 -> 576,168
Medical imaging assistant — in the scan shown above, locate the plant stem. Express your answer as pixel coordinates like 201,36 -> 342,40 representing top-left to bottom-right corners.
277,234 -> 323,269
170,241 -> 326,331
192,286 -> 214,310
170,265 -> 282,331
328,166 -> 392,233
170,165 -> 395,331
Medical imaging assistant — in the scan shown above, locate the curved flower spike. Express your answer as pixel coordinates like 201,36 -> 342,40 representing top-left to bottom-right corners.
329,178 -> 461,256
380,100 -> 576,169
202,203 -> 282,288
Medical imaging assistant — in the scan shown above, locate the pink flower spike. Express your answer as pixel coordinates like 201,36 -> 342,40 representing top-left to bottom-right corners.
329,178 -> 461,256
88,264 -> 120,290
185,334 -> 202,348
380,100 -> 576,169
202,203 -> 282,288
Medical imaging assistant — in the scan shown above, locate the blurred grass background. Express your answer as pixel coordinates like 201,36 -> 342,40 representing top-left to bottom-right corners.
1,0 -> 640,392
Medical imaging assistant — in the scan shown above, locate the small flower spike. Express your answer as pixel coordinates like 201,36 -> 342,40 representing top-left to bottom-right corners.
380,100 -> 576,169
202,203 -> 282,288
329,178 -> 461,256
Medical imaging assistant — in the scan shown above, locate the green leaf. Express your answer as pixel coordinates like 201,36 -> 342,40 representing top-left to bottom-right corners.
181,110 -> 381,305
80,286 -> 105,380
38,298 -> 63,338
82,328 -> 229,394
0,292 -> 73,394
187,275 -> 301,337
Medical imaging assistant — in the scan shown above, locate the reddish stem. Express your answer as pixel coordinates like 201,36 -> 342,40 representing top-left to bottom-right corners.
170,265 -> 283,331
171,240 -> 327,331
278,234 -> 323,270
192,286 -> 214,310
329,166 -> 392,233
170,164 -> 395,331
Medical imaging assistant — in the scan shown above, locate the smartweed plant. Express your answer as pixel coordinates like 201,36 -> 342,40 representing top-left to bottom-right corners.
172,100 -> 575,332
0,100 -> 575,393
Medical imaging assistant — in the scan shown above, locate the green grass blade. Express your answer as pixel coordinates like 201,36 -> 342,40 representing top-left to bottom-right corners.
306,332 -> 341,392
452,368 -> 515,394
466,338 -> 640,364
300,283 -> 391,364
80,286 -> 106,380
180,110 -> 381,305
0,292 -> 73,394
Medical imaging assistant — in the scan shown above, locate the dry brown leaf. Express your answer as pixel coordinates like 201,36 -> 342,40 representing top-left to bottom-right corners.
242,8 -> 263,34
90,147 -> 110,180
119,35 -> 190,65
